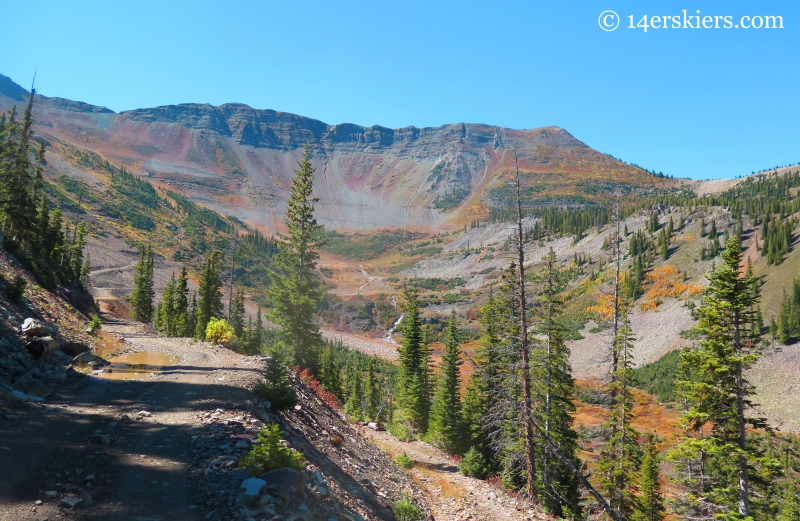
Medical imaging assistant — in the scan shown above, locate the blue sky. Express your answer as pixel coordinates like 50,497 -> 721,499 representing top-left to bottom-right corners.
2,0 -> 798,179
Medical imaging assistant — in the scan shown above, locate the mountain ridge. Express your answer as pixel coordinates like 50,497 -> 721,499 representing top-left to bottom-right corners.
0,73 -> 673,231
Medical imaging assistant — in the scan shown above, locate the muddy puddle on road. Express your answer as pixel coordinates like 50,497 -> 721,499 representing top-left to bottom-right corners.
99,352 -> 180,380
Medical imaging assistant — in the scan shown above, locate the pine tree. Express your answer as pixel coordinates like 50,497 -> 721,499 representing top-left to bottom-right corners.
487,263 -> 528,492
67,220 -> 88,287
318,344 -> 343,400
776,485 -> 800,521
175,265 -> 190,336
267,145 -> 325,371
130,245 -> 154,323
649,211 -> 659,232
187,292 -> 198,338
195,250 -> 224,340
462,287 -> 500,469
531,248 -> 582,519
229,288 -> 246,338
675,237 -> 770,519
252,305 -> 264,352
394,284 -> 431,437
596,303 -> 641,521
364,357 -> 380,422
344,372 -> 364,421
633,433 -> 665,521
157,272 -> 177,335
0,90 -> 40,253
427,310 -> 463,454
256,356 -> 297,411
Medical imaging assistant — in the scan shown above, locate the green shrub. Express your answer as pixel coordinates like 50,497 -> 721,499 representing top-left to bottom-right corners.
238,424 -> 304,475
253,357 -> 297,411
389,422 -> 414,442
7,275 -> 26,303
395,451 -> 414,469
392,496 -> 424,521
459,447 -> 488,479
88,314 -> 102,332
205,317 -> 236,346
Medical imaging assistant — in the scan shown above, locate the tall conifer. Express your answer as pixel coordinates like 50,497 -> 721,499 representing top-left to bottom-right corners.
427,310 -> 463,454
266,145 -> 325,371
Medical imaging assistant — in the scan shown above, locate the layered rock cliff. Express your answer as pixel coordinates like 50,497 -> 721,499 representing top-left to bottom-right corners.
0,73 -> 669,231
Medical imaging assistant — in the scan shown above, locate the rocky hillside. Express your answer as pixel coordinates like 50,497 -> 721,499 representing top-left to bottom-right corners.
0,247 -> 106,402
0,73 -> 675,232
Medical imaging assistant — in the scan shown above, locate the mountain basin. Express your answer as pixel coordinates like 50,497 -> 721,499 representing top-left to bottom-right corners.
99,352 -> 180,380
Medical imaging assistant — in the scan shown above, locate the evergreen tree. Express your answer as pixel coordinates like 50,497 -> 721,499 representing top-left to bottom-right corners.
487,263 -> 529,492
252,305 -> 264,351
157,272 -> 177,335
130,245 -> 154,323
649,212 -> 659,232
364,357 -> 380,422
427,310 -> 463,454
344,371 -> 364,420
531,248 -> 582,519
187,292 -> 198,338
633,433 -> 665,521
675,237 -> 772,519
67,220 -> 88,287
175,265 -> 190,336
596,303 -> 641,521
195,250 -> 224,339
0,90 -> 40,253
394,284 -> 432,437
462,287 -> 500,469
776,486 -> 800,521
267,145 -> 325,371
230,288 -> 246,338
256,356 -> 297,411
318,344 -> 343,400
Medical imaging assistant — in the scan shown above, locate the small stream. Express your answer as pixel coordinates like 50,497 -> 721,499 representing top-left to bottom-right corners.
385,314 -> 404,344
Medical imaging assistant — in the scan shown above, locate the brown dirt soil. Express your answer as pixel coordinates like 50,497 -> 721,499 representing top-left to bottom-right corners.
0,319 -> 428,521
364,430 -> 547,521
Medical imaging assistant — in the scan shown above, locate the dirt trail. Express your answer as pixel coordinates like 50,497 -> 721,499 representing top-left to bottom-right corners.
364,430 -> 545,521
0,319 -> 262,521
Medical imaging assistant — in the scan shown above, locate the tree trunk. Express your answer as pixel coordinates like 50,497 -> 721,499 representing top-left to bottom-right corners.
733,309 -> 750,517
514,148 -> 537,503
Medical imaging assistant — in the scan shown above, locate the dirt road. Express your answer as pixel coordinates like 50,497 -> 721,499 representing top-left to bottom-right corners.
0,320 -> 263,521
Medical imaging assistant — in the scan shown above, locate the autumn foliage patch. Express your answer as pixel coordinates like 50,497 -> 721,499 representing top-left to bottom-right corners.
296,367 -> 340,409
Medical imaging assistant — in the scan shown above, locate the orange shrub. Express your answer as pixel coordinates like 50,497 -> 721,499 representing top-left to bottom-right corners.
640,265 -> 700,310
586,293 -> 616,320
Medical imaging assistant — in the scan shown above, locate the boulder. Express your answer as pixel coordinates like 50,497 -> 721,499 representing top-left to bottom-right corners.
259,468 -> 306,499
59,495 -> 83,509
367,422 -> 384,431
45,350 -> 73,365
61,342 -> 90,356
26,337 -> 62,358
21,318 -> 59,339
73,352 -> 105,365
237,477 -> 266,507
230,468 -> 251,482
79,488 -> 94,507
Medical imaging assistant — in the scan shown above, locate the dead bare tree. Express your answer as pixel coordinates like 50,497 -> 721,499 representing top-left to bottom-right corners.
512,146 -> 537,503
